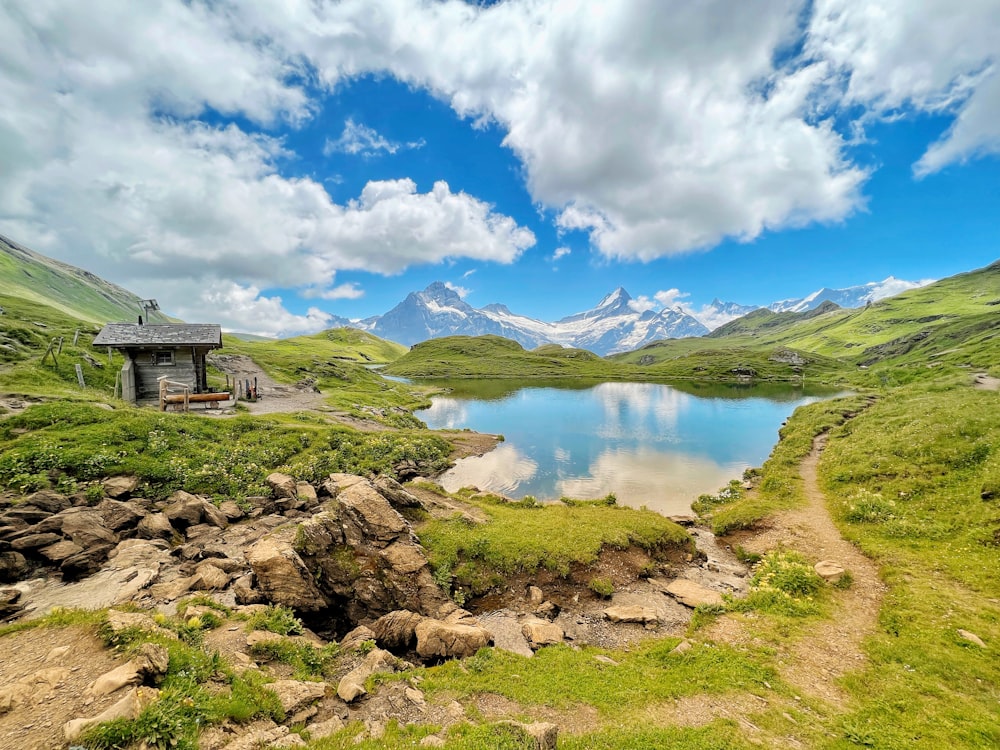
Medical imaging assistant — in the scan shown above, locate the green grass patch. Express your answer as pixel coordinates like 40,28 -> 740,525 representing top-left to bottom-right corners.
418,492 -> 693,596
245,604 -> 305,636
0,403 -> 452,499
249,639 -> 340,680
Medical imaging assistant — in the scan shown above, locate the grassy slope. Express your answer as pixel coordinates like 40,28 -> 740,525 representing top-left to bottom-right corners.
0,235 -> 152,324
219,328 -> 429,424
616,260 -> 1000,387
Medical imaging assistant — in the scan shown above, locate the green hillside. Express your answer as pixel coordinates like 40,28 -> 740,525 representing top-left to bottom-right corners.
616,260 -> 1000,386
0,234 -> 153,325
383,335 -> 627,379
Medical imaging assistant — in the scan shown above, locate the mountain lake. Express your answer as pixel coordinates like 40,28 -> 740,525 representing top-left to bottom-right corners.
417,379 -> 842,516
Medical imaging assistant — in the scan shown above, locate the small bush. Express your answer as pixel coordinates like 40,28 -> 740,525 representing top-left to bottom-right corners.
589,577 -> 614,598
245,605 -> 303,636
729,551 -> 823,617
843,489 -> 896,523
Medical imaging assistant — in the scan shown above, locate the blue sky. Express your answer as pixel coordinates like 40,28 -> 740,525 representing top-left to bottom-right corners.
1,1 -> 998,335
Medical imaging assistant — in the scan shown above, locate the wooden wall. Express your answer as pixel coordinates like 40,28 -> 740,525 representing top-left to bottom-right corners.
134,348 -> 197,399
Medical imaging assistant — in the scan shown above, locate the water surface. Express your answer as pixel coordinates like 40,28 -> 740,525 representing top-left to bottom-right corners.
418,379 -> 836,516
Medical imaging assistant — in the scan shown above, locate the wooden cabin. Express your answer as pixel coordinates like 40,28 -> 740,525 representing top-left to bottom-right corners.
93,323 -> 223,404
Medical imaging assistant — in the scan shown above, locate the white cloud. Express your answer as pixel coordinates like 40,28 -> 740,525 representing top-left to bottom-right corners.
551,246 -> 571,262
869,277 -> 935,301
300,282 -> 365,301
653,289 -> 690,309
444,281 -> 470,298
806,0 -> 1000,176
323,118 -> 424,157
256,0 -> 868,258
185,281 -> 334,337
627,296 -> 657,314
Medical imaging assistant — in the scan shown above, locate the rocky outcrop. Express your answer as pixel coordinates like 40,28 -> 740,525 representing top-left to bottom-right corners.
246,534 -> 327,612
337,648 -> 401,702
415,618 -> 493,659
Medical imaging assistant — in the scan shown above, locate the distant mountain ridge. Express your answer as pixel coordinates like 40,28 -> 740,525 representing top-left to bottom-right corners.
358,283 -> 709,355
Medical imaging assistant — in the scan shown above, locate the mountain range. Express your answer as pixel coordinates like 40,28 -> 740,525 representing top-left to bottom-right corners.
0,234 -> 929,356
353,277 -> 930,356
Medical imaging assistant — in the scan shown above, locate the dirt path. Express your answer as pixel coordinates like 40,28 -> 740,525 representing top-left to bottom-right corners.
209,354 -> 332,416
707,434 -> 886,707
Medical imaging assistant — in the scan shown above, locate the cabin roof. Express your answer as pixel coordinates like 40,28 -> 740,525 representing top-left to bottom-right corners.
93,323 -> 223,348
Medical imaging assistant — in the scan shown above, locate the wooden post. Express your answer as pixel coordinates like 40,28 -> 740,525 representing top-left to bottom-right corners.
114,370 -> 121,399
57,336 -> 64,355
160,378 -> 167,411
73,330 -> 80,346
74,364 -> 85,388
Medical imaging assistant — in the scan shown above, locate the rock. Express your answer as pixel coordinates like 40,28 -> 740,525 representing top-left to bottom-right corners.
97,499 -> 146,531
337,648 -> 399,702
201,502 -> 230,529
24,490 -> 71,513
150,575 -> 196,602
293,513 -> 344,555
38,539 -> 84,563
269,679 -> 327,714
379,541 -> 430,575
594,655 -> 619,666
665,579 -> 724,608
339,625 -> 376,652
338,481 -> 408,547
321,473 -> 368,496
371,610 -> 424,650
61,543 -> 115,579
0,666 -> 69,713
137,512 -> 175,540
527,585 -> 544,605
10,532 -> 64,551
603,605 -> 661,625
102,475 -> 140,499
295,482 -> 319,508
521,618 -> 564,649
415,619 -> 493,660
232,574 -> 265,605
958,629 -> 986,648
218,721 -> 299,750
814,560 -> 847,582
219,500 -> 245,521
192,562 -> 231,591
64,687 -> 159,741
495,721 -> 559,750
267,472 -> 298,500
670,639 -> 694,655
162,490 -> 206,527
373,476 -> 421,508
246,534 -> 326,611
305,717 -> 345,740
0,587 -> 23,620
58,508 -> 118,548
420,736 -> 446,747
0,551 -> 27,583
88,661 -> 143,696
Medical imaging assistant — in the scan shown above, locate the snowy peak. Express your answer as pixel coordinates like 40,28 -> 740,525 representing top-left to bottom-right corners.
596,287 -> 632,310
768,277 -> 931,314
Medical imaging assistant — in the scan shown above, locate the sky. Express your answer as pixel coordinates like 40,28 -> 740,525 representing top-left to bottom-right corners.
1,0 -> 998,337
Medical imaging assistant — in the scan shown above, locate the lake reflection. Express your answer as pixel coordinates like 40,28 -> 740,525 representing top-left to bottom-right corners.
419,380 -> 835,516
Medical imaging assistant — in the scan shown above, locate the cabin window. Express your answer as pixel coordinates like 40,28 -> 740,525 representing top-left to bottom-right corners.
154,350 -> 175,366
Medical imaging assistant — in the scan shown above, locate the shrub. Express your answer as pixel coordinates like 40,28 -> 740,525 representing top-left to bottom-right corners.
245,604 -> 303,636
589,577 -> 614,598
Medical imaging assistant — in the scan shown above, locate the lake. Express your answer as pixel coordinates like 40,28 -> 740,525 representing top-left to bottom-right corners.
417,379 -> 837,516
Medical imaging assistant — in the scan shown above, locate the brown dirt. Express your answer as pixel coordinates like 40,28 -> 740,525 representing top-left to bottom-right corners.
706,434 -> 887,707
973,372 -> 1000,391
0,625 -> 124,750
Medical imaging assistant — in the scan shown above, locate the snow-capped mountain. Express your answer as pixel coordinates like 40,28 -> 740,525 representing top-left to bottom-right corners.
360,282 -> 552,349
352,275 -> 930,354
768,277 -> 931,314
549,288 -> 708,354
357,283 -> 707,355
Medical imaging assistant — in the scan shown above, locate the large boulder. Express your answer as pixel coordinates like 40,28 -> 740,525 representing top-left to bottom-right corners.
97,500 -> 147,532
415,619 -> 492,659
161,491 -> 206,528
23,490 -> 71,513
337,648 -> 400,702
0,551 -> 28,583
246,534 -> 326,611
337,482 -> 408,547
137,512 -> 175,540
371,610 -> 424,650
101,476 -> 140,499
665,579 -> 724,608
266,473 -> 298,500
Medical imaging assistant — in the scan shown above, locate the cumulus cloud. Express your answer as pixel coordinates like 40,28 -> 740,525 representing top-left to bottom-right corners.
653,289 -> 691,309
868,277 -> 935,301
806,0 -> 1000,176
323,118 -> 424,157
627,296 -> 657,314
444,281 -> 470,298
181,281 -> 334,337
257,0 -> 868,259
551,247 -> 571,262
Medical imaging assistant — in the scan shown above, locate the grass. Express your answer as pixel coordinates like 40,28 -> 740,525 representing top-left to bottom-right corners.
0,401 -> 453,499
418,491 -> 693,597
